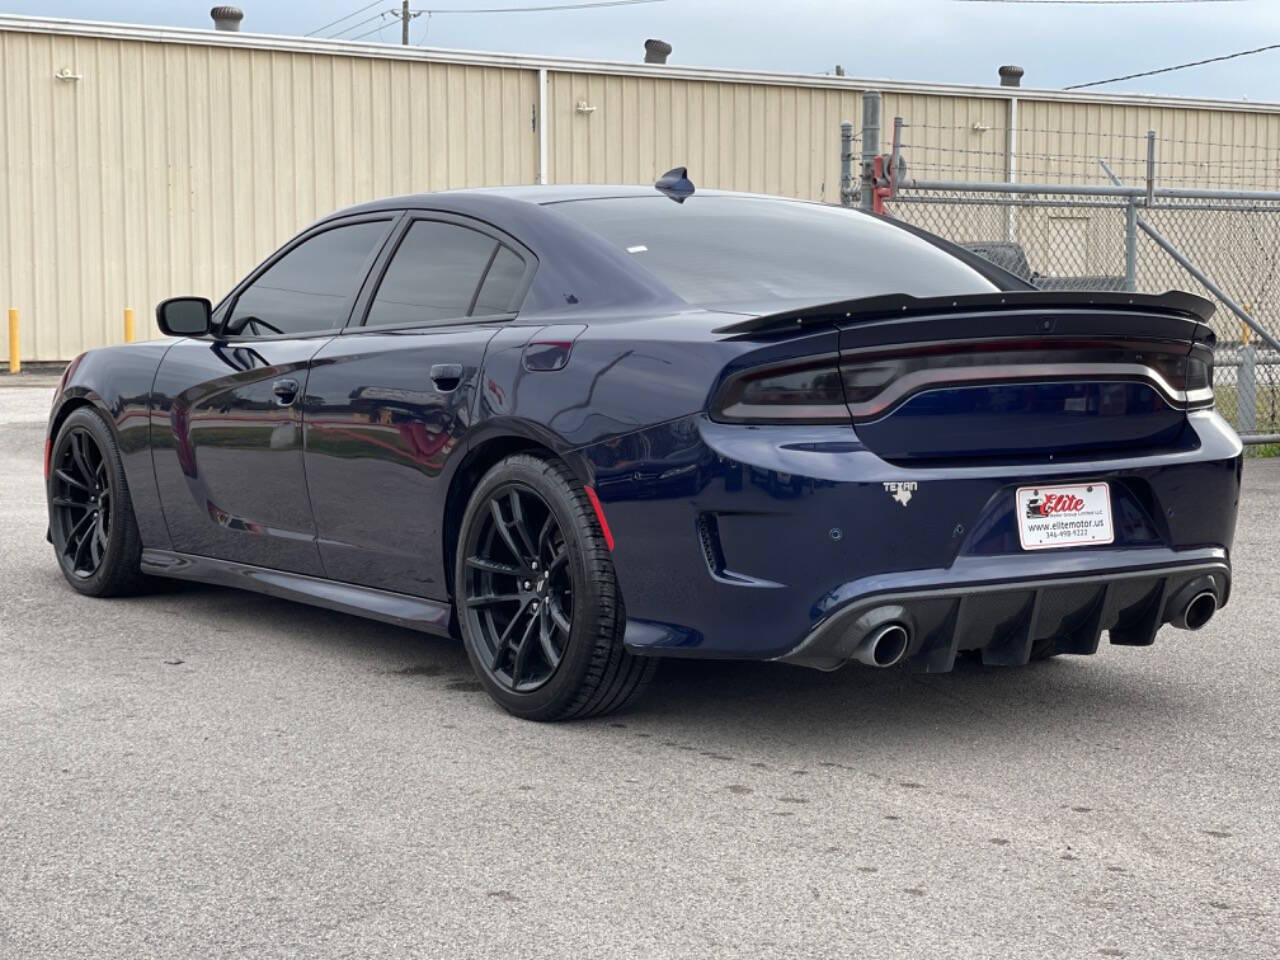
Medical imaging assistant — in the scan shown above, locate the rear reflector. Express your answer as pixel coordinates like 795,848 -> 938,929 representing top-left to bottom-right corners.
584,485 -> 615,551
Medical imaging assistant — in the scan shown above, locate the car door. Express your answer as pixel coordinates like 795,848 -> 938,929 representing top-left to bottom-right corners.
151,215 -> 397,575
303,213 -> 535,597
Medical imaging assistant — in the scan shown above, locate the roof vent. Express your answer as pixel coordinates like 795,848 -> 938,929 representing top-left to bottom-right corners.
644,39 -> 672,65
998,64 -> 1024,88
211,6 -> 244,31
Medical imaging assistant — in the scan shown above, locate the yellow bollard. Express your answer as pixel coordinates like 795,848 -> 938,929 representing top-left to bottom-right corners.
7,308 -> 18,374
124,307 -> 136,344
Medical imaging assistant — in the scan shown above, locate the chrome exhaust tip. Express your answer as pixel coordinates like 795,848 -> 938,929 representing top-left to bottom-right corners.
851,622 -> 911,668
1174,590 -> 1218,631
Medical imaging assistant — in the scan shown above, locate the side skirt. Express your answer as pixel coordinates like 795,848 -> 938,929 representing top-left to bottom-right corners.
140,549 -> 456,637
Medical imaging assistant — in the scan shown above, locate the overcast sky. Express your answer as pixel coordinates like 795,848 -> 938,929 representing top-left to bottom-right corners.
6,0 -> 1280,101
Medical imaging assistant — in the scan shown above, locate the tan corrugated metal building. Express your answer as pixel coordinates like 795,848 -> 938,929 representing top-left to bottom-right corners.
4,14 -> 1280,360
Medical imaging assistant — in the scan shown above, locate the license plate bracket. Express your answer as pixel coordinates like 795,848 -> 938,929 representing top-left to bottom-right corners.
1015,482 -> 1114,551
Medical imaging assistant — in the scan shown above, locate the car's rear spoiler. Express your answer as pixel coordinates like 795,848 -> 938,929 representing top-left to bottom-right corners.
712,289 -> 1216,338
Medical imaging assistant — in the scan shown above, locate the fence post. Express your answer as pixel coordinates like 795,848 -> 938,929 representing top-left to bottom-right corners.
860,91 -> 881,213
1123,198 -> 1138,292
840,121 -> 854,208
7,308 -> 18,374
1145,130 -> 1156,207
1238,343 -> 1257,435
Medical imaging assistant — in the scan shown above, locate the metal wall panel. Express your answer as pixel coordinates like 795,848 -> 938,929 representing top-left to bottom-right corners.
546,71 -> 863,202
880,92 -> 1010,182
1017,100 -> 1280,188
0,29 -> 538,360
5,18 -> 1280,360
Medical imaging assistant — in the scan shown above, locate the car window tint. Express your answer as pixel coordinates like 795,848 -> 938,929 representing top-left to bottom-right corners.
472,246 -> 526,315
365,221 -> 498,327
229,221 -> 388,336
551,195 -> 999,307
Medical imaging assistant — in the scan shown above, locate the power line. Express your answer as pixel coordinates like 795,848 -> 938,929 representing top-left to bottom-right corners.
346,17 -> 401,41
327,10 -> 397,39
337,0 -> 667,46
1067,41 -> 1280,89
306,0 -> 386,37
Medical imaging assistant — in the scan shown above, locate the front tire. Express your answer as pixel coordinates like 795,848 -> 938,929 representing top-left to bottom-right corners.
455,453 -> 655,721
48,406 -> 148,597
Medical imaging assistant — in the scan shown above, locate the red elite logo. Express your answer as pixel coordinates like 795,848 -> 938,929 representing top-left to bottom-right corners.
1038,493 -> 1085,516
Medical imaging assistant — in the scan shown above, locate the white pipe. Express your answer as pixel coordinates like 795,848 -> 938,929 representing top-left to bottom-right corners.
538,67 -> 548,185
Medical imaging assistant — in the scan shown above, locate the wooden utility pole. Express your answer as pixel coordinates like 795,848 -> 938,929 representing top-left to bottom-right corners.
401,0 -> 410,44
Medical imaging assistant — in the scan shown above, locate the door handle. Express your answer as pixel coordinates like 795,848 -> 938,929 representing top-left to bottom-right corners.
430,363 -> 464,392
272,378 -> 300,405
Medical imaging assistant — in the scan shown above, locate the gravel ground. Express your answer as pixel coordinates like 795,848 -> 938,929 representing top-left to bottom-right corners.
1,383 -> 1277,959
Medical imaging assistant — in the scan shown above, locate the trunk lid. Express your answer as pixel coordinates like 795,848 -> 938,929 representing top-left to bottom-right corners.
716,291 -> 1216,462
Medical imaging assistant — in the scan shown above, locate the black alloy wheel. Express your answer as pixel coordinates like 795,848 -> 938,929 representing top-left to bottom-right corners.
463,483 -> 573,693
455,453 -> 656,721
48,406 -> 147,597
50,426 -> 113,579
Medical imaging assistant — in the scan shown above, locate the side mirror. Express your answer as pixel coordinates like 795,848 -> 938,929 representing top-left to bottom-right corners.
156,297 -> 212,337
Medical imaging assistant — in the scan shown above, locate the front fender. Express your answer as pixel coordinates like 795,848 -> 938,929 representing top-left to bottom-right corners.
51,340 -> 176,550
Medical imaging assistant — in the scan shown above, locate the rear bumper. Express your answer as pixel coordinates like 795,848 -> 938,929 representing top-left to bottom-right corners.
776,554 -> 1228,671
578,409 -> 1242,670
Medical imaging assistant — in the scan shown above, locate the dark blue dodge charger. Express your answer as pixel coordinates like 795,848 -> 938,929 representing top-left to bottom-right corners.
45,176 -> 1242,720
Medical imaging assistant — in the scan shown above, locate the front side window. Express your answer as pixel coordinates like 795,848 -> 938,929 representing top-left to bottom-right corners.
365,220 -> 523,328
227,221 -> 390,337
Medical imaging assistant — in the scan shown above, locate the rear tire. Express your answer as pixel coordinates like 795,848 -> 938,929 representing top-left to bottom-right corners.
48,406 -> 148,597
455,453 -> 656,721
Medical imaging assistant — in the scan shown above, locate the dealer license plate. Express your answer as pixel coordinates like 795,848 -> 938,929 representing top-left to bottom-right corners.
1015,483 -> 1114,551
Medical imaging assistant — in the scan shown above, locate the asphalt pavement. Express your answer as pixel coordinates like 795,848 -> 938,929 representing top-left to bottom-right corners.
1,381 -> 1277,959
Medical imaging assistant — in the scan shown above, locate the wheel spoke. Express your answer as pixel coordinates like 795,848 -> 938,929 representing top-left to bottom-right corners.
548,597 -> 572,635
55,469 -> 90,493
63,510 -> 94,555
509,610 -> 540,686
547,548 -> 568,575
536,513 -> 557,563
89,521 -> 103,568
489,600 -> 530,670
507,491 -> 540,563
537,607 -> 562,668
464,556 -> 520,577
70,514 -> 95,569
69,432 -> 93,481
466,592 -> 522,609
488,499 -> 526,565
51,497 -> 88,509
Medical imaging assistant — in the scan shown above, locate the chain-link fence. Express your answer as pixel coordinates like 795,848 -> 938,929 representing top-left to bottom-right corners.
838,94 -> 1280,445
882,185 -> 1280,443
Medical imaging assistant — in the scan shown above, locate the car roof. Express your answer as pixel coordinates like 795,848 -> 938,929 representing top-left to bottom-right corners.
333,183 -> 824,216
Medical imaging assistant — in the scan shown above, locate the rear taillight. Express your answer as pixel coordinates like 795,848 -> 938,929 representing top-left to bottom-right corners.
711,339 -> 1215,424
712,358 -> 848,424
1185,349 -> 1214,409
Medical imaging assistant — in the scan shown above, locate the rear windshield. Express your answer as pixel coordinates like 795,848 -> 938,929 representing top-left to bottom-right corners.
550,195 -> 999,307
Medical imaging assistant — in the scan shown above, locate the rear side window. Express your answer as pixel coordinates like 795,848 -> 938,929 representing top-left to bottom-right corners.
365,220 -> 522,327
550,195 -> 999,307
472,246 -> 526,316
228,221 -> 389,336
